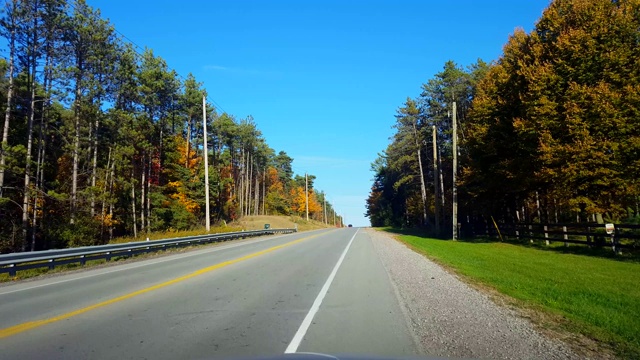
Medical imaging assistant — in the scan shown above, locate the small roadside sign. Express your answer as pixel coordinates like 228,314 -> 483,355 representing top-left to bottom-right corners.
605,223 -> 615,235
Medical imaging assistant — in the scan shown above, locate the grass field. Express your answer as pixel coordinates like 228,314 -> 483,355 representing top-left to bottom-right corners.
385,229 -> 640,358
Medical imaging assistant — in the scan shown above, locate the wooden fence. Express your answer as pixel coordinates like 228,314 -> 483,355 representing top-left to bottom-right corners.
477,222 -> 640,254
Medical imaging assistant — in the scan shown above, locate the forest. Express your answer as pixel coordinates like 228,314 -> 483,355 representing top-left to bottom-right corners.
366,0 -> 640,235
0,0 -> 338,253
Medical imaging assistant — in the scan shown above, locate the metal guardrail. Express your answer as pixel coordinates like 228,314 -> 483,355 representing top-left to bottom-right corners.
0,228 -> 296,277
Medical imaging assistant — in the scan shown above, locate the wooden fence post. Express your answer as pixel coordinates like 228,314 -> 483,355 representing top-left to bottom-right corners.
612,228 -> 622,255
528,224 -> 533,243
563,225 -> 568,247
544,225 -> 549,246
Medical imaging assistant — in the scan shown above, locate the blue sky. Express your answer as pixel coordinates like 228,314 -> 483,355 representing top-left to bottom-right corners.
90,0 -> 550,226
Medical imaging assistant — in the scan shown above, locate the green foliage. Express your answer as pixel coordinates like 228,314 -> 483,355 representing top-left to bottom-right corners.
368,0 -> 640,230
367,60 -> 484,232
49,216 -> 101,248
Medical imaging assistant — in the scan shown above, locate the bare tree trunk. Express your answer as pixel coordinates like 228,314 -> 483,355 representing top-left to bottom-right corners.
131,167 -> 137,238
438,147 -> 445,211
432,126 -> 440,235
229,148 -> 235,207
90,109 -> 100,217
185,118 -> 191,168
158,117 -> 163,186
535,191 -> 541,221
23,38 -> 38,251
247,154 -> 252,217
254,167 -> 259,216
100,147 -> 112,240
262,170 -> 266,215
31,103 -> 47,251
146,154 -> 151,231
140,153 -> 146,233
0,2 -> 16,197
239,148 -> 244,216
412,122 -> 427,225
71,77 -> 82,225
109,159 -> 115,241
32,35 -> 55,251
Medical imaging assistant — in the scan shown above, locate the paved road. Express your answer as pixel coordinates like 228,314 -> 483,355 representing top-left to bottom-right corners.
0,228 -> 418,359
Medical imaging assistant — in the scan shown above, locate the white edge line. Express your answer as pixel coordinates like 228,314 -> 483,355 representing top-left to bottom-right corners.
284,228 -> 359,354
0,230 -> 328,296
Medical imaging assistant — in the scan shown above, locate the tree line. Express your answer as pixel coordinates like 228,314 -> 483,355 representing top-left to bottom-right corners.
366,0 -> 640,235
0,0 -> 339,253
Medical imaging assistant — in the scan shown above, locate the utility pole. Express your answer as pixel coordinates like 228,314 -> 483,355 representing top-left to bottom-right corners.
305,173 -> 309,221
452,101 -> 458,241
203,95 -> 210,231
433,125 -> 440,236
333,209 -> 336,227
323,194 -> 327,225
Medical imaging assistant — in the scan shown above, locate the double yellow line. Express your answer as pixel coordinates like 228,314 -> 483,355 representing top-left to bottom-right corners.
0,232 -> 324,339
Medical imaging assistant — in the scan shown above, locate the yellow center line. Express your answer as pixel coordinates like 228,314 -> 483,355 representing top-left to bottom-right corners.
0,232 -> 327,339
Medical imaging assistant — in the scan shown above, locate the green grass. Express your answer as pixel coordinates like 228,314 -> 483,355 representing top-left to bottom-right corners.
108,225 -> 242,244
384,228 -> 640,358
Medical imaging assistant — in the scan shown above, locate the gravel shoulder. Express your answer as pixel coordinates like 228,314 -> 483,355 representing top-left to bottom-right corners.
366,228 -> 582,360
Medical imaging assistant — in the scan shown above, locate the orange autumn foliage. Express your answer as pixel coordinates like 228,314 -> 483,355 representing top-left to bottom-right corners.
167,180 -> 200,214
289,186 -> 322,216
175,135 -> 201,174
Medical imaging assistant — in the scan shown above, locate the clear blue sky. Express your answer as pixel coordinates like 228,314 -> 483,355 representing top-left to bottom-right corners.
90,0 -> 550,227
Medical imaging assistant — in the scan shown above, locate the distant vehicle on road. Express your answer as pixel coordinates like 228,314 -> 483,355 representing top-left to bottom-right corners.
348,224 -> 353,227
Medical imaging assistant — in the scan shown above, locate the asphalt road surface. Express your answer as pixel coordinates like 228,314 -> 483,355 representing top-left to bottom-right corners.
0,228 -> 419,359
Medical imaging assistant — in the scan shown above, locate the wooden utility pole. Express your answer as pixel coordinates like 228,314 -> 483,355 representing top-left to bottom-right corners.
305,173 -> 309,221
433,125 -> 440,236
203,95 -> 210,231
323,194 -> 327,224
452,101 -> 458,241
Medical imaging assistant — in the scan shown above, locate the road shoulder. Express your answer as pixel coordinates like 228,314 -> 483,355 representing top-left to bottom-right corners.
367,228 -> 581,360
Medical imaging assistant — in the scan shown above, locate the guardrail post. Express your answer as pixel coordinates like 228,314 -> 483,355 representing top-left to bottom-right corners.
106,251 -> 111,261
563,226 -> 568,247
544,225 -> 549,246
80,255 -> 86,266
587,226 -> 592,248
48,259 -> 55,271
9,264 -> 16,277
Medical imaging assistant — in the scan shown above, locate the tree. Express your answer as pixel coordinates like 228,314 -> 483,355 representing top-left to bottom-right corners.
464,0 -> 640,223
0,0 -> 18,198
0,0 -> 333,252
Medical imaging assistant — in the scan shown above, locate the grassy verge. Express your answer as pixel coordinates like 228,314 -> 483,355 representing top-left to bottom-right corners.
108,225 -> 242,244
383,228 -> 640,358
